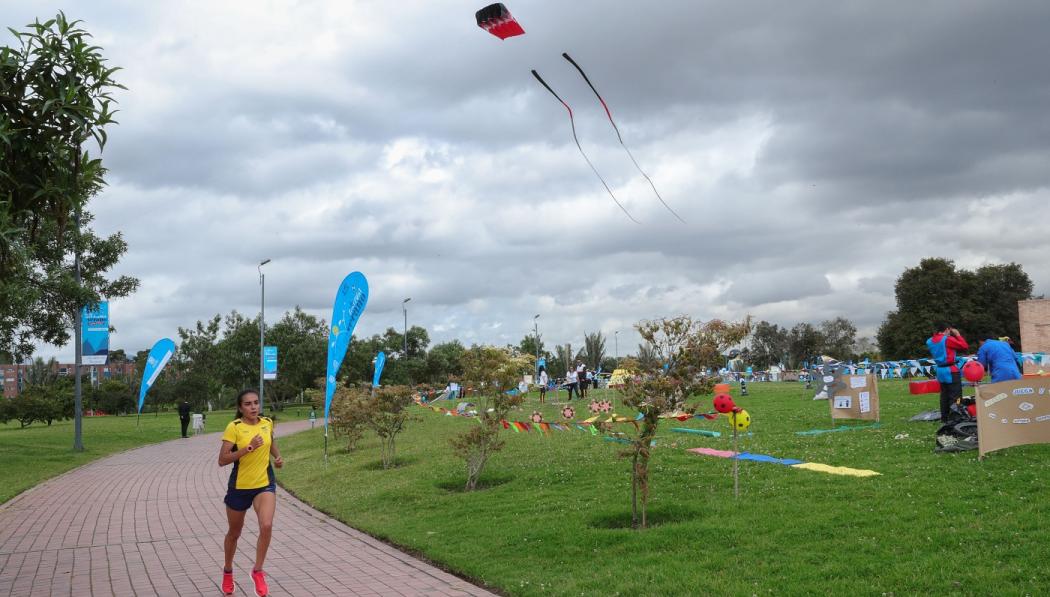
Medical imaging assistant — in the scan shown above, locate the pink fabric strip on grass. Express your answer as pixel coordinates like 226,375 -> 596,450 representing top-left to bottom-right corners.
687,447 -> 738,459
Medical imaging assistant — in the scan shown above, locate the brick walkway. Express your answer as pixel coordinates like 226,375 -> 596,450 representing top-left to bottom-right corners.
0,420 -> 494,596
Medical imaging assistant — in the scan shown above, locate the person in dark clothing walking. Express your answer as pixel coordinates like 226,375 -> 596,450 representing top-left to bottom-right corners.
926,322 -> 969,423
178,400 -> 192,438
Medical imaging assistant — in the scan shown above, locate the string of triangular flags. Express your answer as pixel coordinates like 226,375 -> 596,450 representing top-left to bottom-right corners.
811,351 -> 1047,379
418,402 -> 720,437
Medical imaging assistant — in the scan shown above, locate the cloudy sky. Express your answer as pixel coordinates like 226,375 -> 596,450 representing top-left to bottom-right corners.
8,0 -> 1050,361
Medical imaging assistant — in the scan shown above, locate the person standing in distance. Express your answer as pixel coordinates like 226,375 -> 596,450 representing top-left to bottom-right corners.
926,322 -> 969,423
537,366 -> 549,404
178,400 -> 191,438
565,368 -> 578,401
218,390 -> 283,596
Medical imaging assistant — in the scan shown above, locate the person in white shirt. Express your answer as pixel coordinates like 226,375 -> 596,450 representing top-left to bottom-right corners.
578,364 -> 589,400
566,369 -> 578,401
537,367 -> 549,404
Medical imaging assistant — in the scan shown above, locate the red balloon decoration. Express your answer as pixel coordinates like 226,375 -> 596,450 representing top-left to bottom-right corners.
962,361 -> 985,383
713,394 -> 736,414
966,403 -> 977,417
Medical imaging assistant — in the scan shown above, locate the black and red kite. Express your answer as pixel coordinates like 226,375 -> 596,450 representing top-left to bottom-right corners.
476,3 -> 525,40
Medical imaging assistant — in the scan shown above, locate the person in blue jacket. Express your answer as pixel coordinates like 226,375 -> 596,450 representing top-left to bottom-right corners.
976,334 -> 1023,382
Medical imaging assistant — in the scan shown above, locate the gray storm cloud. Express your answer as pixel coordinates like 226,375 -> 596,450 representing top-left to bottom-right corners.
4,0 -> 1046,359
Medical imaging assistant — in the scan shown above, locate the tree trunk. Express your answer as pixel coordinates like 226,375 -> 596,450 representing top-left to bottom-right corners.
637,419 -> 657,530
383,436 -> 396,469
631,450 -> 639,528
640,453 -> 649,529
465,447 -> 487,491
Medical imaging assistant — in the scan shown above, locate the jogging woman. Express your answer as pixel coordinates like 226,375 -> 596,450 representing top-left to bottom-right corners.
218,389 -> 283,596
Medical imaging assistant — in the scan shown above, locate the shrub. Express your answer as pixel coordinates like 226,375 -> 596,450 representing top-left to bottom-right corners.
8,386 -> 58,428
450,346 -> 528,490
328,387 -> 371,452
365,385 -> 416,469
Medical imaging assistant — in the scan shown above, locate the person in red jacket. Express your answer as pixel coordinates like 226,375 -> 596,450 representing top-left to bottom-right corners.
926,322 -> 969,423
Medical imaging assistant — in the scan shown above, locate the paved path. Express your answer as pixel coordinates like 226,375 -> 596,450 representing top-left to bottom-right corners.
0,420 -> 494,596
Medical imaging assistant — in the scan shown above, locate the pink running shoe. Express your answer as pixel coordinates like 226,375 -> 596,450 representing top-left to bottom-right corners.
221,569 -> 234,595
251,569 -> 269,597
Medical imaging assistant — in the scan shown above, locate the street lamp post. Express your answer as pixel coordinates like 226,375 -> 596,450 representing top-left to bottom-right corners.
258,259 -> 271,413
72,207 -> 84,451
533,314 -> 540,370
402,298 -> 411,357
614,330 -> 619,361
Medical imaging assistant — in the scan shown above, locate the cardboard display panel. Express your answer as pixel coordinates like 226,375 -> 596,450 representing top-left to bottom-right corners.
828,372 -> 880,421
975,377 -> 1050,457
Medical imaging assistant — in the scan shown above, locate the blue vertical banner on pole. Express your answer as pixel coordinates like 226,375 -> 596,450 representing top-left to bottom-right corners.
138,338 -> 176,413
324,272 -> 369,420
373,351 -> 386,387
81,301 -> 109,366
263,346 -> 278,380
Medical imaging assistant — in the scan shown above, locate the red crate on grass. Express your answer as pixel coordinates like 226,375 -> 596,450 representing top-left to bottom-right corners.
907,381 -> 940,396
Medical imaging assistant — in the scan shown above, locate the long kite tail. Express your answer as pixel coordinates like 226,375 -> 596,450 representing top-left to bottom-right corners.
561,53 -> 687,224
531,69 -> 639,224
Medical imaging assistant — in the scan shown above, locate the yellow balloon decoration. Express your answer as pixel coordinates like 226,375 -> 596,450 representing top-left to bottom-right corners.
729,409 -> 751,431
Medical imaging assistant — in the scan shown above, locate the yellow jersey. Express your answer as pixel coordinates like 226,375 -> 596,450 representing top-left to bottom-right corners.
222,417 -> 275,490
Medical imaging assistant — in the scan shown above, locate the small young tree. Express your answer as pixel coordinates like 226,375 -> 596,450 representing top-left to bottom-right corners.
364,385 -> 416,469
619,316 -> 751,529
327,387 -> 370,452
449,346 -> 528,490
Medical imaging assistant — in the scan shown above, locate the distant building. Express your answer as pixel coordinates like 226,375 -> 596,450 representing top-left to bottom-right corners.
1019,299 -> 1050,374
1,360 -> 137,398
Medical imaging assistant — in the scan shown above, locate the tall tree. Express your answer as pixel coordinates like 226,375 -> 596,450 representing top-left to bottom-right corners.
265,306 -> 327,404
214,311 -> 260,391
517,334 -> 544,360
819,317 -> 858,360
426,340 -> 466,382
877,258 -> 1033,359
554,343 -> 573,375
635,342 -> 659,369
175,315 -> 223,412
24,356 -> 59,387
748,321 -> 789,369
853,336 -> 880,362
788,322 -> 824,366
0,13 -> 137,358
581,331 -> 606,370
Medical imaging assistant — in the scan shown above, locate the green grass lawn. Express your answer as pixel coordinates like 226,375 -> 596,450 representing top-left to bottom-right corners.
0,405 -> 311,504
277,381 -> 1050,596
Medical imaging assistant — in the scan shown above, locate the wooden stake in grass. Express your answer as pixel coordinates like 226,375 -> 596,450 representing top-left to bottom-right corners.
732,416 -> 739,499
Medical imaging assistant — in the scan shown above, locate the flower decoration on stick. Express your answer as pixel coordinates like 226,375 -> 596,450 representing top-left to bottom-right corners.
729,409 -> 751,431
530,411 -> 543,424
713,394 -> 736,413
588,400 -> 601,414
